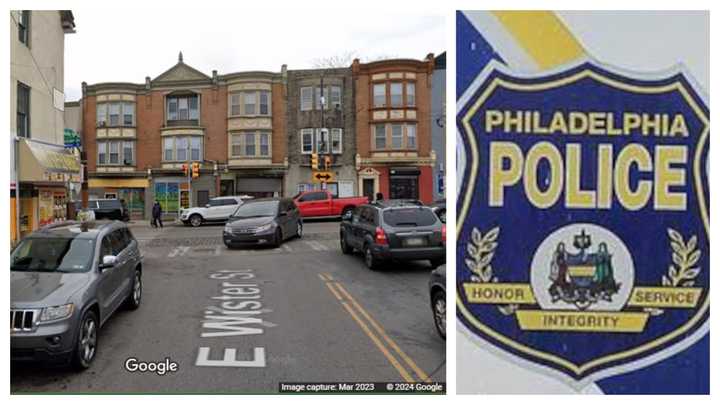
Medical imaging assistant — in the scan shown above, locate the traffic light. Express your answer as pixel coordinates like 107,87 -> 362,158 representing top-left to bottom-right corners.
192,162 -> 200,179
311,153 -> 319,170
182,164 -> 189,176
324,155 -> 331,170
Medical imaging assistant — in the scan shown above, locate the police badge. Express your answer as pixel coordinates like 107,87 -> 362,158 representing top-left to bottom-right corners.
456,60 -> 709,388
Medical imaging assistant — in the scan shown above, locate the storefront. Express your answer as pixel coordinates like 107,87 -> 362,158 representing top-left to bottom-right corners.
235,176 -> 283,198
13,138 -> 81,242
358,166 -> 434,204
87,178 -> 149,220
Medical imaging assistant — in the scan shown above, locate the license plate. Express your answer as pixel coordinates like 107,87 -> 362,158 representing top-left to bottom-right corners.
404,237 -> 425,247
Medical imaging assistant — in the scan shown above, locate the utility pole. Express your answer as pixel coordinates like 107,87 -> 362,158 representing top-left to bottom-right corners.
319,74 -> 326,191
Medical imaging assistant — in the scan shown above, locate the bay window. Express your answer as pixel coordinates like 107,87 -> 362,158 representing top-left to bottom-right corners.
96,102 -> 135,127
231,131 -> 271,157
162,136 -> 204,162
373,123 -> 417,150
230,91 -> 270,116
97,140 -> 136,166
372,81 -> 416,108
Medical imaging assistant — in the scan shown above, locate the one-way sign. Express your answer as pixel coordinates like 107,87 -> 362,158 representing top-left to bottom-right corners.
311,171 -> 335,183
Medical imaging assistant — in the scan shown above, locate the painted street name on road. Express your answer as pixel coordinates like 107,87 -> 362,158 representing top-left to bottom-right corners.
195,269 -> 272,368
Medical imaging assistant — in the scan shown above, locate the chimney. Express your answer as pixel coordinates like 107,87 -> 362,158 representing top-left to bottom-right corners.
145,76 -> 151,90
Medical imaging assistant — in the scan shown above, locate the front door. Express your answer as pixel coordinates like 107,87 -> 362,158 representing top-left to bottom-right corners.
197,190 -> 210,207
362,178 -> 375,201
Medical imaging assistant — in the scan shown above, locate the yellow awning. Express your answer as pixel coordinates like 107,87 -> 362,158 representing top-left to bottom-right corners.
18,138 -> 81,182
88,178 -> 149,188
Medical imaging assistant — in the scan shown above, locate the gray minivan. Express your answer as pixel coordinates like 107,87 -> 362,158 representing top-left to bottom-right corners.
223,198 -> 302,247
10,220 -> 143,369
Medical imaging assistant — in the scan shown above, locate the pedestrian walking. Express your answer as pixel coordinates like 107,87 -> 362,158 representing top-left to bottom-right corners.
152,200 -> 163,229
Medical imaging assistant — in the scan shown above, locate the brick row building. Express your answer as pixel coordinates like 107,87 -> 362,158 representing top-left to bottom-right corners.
78,52 -> 440,219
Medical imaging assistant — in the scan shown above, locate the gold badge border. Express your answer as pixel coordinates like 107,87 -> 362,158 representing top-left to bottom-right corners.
456,66 -> 710,376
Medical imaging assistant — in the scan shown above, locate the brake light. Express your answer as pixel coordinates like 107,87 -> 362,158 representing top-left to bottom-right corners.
375,227 -> 388,245
442,224 -> 446,243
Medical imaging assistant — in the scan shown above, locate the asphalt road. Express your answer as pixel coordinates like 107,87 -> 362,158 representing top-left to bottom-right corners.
11,221 -> 446,393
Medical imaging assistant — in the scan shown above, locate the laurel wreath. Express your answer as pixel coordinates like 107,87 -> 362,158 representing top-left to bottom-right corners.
465,226 -> 518,315
644,228 -> 702,316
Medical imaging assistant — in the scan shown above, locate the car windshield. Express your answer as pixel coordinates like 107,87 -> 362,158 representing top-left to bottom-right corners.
231,201 -> 279,218
11,237 -> 95,273
383,207 -> 438,227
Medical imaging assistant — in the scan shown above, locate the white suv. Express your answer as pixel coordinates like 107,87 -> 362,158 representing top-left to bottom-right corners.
180,196 -> 253,227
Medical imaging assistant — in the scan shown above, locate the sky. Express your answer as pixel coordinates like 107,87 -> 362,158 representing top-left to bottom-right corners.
63,8 -> 446,101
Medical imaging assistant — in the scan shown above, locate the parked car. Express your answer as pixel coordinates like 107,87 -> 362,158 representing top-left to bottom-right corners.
73,199 -> 129,222
429,265 -> 446,340
223,198 -> 302,248
339,200 -> 446,270
180,195 -> 253,227
429,201 -> 446,223
10,220 -> 143,370
293,190 -> 368,219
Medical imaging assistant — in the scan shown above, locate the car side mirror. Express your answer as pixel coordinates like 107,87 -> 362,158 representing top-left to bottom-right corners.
99,255 -> 117,270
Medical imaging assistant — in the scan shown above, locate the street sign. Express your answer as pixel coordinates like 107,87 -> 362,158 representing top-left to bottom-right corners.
64,128 -> 81,148
456,61 -> 709,389
311,171 -> 335,184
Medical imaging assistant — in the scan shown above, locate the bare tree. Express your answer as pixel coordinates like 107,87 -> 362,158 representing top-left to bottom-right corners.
311,51 -> 401,68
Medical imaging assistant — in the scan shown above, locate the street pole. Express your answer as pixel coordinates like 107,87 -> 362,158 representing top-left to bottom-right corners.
187,143 -> 192,208
320,75 -> 325,190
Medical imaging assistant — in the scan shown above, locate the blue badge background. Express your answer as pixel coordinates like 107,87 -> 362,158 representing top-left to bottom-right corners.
456,11 -> 709,392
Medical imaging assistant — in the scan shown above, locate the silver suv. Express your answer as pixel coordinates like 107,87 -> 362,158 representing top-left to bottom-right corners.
10,220 -> 143,370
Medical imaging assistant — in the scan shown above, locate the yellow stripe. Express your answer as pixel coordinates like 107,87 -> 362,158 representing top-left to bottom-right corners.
324,282 -> 414,382
334,283 -> 431,383
88,178 -> 149,188
492,11 -> 585,69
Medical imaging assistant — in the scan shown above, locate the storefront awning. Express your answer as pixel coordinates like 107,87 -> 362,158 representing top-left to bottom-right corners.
18,138 -> 81,183
89,178 -> 149,188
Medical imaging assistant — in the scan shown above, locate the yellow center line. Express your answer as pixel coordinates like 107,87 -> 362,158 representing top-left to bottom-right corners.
333,283 -> 432,383
323,282 -> 415,383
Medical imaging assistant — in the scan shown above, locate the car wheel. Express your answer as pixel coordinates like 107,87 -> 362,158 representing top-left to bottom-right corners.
72,310 -> 98,370
364,244 -> 380,270
124,269 -> 142,310
224,241 -> 234,249
340,233 -> 353,254
274,229 -> 283,247
296,221 -> 303,239
189,214 -> 202,227
432,290 -> 446,340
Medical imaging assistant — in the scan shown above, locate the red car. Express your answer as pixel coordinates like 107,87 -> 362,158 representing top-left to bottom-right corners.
293,190 -> 368,218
